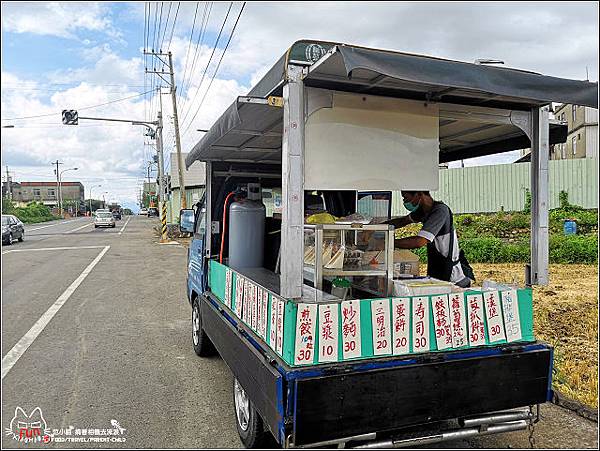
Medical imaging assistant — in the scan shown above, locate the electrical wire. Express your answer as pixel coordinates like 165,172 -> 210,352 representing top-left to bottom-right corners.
160,1 -> 172,51
177,2 -> 200,108
182,2 -> 245,137
180,2 -> 232,128
166,2 -> 181,51
179,2 -> 212,115
2,90 -> 154,122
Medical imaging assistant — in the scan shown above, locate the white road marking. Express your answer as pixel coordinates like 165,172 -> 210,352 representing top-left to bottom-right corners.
1,245 -> 111,380
2,245 -> 105,255
65,222 -> 93,234
27,218 -> 82,232
118,216 -> 131,235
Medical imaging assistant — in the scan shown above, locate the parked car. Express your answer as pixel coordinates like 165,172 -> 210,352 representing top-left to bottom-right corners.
139,208 -> 148,215
112,210 -> 122,220
94,211 -> 116,228
2,215 -> 25,245
147,207 -> 159,217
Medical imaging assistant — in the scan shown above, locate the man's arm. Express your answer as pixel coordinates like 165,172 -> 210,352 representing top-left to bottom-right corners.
385,215 -> 414,229
395,236 -> 429,249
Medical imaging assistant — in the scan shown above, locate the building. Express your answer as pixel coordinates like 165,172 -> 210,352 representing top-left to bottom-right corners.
10,181 -> 85,209
167,152 -> 205,223
551,104 -> 598,160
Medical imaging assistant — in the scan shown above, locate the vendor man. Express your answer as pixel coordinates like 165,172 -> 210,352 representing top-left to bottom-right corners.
386,190 -> 472,288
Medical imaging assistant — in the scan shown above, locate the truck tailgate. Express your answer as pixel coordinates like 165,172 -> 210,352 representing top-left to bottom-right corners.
292,344 -> 552,446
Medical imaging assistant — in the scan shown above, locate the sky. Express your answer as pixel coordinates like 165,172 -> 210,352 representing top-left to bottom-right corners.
1,1 -> 598,212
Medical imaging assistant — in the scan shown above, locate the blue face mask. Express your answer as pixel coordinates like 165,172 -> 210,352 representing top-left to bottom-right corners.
403,200 -> 420,213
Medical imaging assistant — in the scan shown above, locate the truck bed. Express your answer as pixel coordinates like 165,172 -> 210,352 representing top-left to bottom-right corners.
201,292 -> 553,447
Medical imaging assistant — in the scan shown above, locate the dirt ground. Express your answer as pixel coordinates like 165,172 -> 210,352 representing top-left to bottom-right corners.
470,263 -> 599,409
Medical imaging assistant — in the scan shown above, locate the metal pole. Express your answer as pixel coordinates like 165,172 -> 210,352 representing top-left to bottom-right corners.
280,65 -> 305,299
58,170 -> 63,218
168,51 -> 187,209
529,106 -> 550,285
157,93 -> 168,242
5,166 -> 11,201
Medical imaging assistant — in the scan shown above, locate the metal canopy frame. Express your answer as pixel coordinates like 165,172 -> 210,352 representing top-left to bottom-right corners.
279,68 -> 552,298
186,41 -> 599,297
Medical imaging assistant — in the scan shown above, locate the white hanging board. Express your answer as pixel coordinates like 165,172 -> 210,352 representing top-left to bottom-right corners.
392,298 -> 411,355
371,299 -> 392,356
501,290 -> 522,342
318,303 -> 339,363
412,296 -> 430,352
305,90 -> 439,191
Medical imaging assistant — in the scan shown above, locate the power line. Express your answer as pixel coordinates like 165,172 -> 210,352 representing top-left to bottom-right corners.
180,2 -> 232,128
182,2 -> 245,137
166,2 -> 181,51
160,1 -> 172,51
177,2 -> 200,108
179,2 -> 212,116
2,89 -> 154,121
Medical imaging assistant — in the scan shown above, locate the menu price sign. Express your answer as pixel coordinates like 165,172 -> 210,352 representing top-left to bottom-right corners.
294,303 -> 317,365
341,300 -> 361,359
275,297 -> 285,355
432,295 -> 452,351
224,269 -> 232,308
251,285 -> 258,331
269,296 -> 277,348
318,304 -> 339,363
234,275 -> 244,319
371,299 -> 391,356
501,290 -> 522,342
412,297 -> 430,352
466,294 -> 486,346
483,291 -> 506,343
258,290 -> 269,339
392,298 -> 410,355
449,292 -> 467,348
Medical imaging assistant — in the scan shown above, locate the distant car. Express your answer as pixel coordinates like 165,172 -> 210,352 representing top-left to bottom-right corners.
94,211 -> 116,228
112,210 -> 122,220
147,207 -> 159,217
2,215 -> 24,245
139,208 -> 148,215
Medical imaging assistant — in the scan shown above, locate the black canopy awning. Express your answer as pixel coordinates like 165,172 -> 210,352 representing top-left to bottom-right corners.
187,41 -> 594,168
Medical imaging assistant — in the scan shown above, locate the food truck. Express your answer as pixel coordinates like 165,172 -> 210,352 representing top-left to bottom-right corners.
179,41 -> 598,448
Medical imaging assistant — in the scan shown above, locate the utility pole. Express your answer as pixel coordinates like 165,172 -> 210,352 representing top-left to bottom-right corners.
156,91 -> 168,242
52,160 -> 63,216
168,51 -> 187,210
145,50 -> 186,209
5,166 -> 12,201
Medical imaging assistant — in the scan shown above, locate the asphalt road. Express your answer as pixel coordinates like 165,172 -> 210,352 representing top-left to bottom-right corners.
1,216 -> 597,449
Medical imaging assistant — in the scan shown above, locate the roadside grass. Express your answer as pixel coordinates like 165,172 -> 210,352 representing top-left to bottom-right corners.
470,263 -> 598,409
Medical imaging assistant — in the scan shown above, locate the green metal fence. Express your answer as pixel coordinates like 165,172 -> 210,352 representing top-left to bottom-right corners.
392,158 -> 598,215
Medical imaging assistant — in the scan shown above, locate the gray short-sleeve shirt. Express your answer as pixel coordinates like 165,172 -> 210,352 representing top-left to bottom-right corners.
410,202 -> 467,284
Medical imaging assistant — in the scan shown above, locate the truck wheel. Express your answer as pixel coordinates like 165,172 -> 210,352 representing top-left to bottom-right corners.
234,379 -> 277,448
192,298 -> 216,357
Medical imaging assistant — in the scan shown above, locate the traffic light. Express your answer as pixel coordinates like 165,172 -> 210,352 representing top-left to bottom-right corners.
62,110 -> 78,125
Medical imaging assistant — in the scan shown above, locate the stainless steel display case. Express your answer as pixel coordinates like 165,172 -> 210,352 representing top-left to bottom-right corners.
303,223 -> 395,295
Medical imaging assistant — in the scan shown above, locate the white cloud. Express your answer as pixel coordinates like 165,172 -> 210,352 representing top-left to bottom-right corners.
2,2 -> 598,210
1,2 -> 121,41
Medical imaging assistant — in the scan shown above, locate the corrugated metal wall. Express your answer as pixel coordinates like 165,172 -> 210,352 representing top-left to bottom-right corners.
167,187 -> 205,223
392,158 -> 598,215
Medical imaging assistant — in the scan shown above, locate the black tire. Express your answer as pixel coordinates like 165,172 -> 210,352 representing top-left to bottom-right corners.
7,233 -> 13,245
18,231 -> 24,242
192,298 -> 216,357
94,225 -> 98,228
233,378 -> 278,448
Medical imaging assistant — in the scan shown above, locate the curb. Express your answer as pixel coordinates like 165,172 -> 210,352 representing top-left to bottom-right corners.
552,390 -> 598,422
